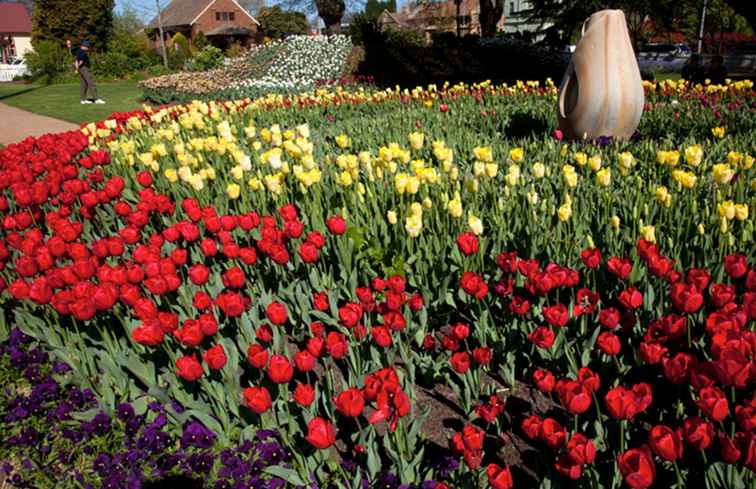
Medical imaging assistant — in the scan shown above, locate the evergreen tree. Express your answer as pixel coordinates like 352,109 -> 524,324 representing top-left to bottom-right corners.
32,0 -> 115,51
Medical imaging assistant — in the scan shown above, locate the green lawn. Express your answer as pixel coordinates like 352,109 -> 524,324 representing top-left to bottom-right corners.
0,81 -> 145,124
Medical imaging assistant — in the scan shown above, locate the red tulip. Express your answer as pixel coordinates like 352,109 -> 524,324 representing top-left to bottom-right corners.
335,387 -> 365,417
556,379 -> 592,414
456,232 -> 479,256
597,331 -> 621,355
176,354 -> 203,382
326,215 -> 346,235
580,248 -> 601,269
532,369 -> 555,393
243,386 -> 272,414
305,417 -> 336,449
202,344 -> 227,370
696,386 -> 729,421
648,425 -> 683,461
293,383 -> 315,407
683,416 -> 714,450
266,301 -> 288,325
618,447 -> 656,489
486,463 -> 513,489
724,254 -> 748,278
267,355 -> 293,384
451,351 -> 471,374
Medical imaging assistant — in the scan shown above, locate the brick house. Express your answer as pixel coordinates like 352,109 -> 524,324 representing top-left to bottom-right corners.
378,0 -> 542,41
147,0 -> 260,49
0,3 -> 33,64
378,0 -> 506,41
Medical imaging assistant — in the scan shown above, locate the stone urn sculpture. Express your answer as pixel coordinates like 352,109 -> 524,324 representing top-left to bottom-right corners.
557,9 -> 644,140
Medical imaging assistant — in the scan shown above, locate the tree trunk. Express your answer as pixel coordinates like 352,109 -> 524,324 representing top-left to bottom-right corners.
478,0 -> 503,38
456,0 -> 461,37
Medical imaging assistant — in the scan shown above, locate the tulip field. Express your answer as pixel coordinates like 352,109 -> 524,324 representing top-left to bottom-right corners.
0,78 -> 755,489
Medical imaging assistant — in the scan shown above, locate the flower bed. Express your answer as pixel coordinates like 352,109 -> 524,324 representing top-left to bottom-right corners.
0,79 -> 755,488
140,36 -> 354,104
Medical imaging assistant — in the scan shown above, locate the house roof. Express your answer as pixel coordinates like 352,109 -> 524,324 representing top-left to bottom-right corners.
146,0 -> 259,30
0,3 -> 32,34
204,25 -> 254,36
147,0 -> 211,29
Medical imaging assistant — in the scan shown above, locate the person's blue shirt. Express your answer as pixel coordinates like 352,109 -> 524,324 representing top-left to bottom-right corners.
75,48 -> 90,68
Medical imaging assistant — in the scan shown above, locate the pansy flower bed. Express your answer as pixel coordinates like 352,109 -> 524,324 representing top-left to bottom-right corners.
0,78 -> 755,488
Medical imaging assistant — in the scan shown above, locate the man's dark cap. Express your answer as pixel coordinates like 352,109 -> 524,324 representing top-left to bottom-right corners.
82,40 -> 92,47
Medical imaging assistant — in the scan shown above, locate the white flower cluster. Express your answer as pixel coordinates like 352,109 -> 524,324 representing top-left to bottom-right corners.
233,35 -> 352,90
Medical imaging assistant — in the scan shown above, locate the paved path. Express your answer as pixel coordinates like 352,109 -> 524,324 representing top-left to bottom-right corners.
0,102 -> 79,146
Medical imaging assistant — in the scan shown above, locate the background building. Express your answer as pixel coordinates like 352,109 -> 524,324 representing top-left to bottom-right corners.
0,2 -> 33,63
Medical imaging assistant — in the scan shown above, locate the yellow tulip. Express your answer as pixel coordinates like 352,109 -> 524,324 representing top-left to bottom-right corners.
718,201 -> 735,220
226,183 -> 241,199
557,202 -> 572,221
640,224 -> 656,243
610,215 -> 621,230
387,210 -> 397,224
684,145 -> 703,166
473,146 -> 493,163
712,163 -> 734,184
405,214 -> 423,237
408,132 -> 425,150
574,152 -> 587,166
335,134 -> 351,149
468,214 -> 483,235
711,126 -> 726,138
533,162 -> 546,179
164,168 -> 178,183
588,155 -> 602,171
448,197 -> 463,218
618,151 -> 635,174
510,147 -> 524,162
596,168 -> 611,186
734,204 -> 748,221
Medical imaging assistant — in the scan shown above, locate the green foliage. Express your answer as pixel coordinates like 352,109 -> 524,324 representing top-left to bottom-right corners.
258,6 -> 309,39
91,8 -> 161,79
185,45 -> 224,72
225,42 -> 246,59
679,0 -> 753,53
315,0 -> 346,32
171,32 -> 193,58
363,0 -> 396,20
24,39 -> 70,84
32,0 -> 116,51
193,31 -> 209,50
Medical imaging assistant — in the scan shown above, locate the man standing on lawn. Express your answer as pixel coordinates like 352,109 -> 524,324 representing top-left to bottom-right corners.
74,40 -> 104,104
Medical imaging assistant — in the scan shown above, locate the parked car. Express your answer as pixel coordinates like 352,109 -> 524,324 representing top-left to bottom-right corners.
637,43 -> 691,73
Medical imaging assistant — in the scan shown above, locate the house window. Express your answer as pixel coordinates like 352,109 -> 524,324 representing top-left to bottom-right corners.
215,12 -> 235,21
509,2 -> 515,14
458,15 -> 471,27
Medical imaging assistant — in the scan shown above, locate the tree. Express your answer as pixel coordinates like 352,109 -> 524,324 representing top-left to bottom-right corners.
479,0 -> 504,38
364,0 -> 396,20
681,0 -> 752,53
257,6 -> 309,39
724,0 -> 756,32
32,0 -> 115,51
315,0 -> 346,32
524,0 -> 685,49
281,0 -> 360,34
238,0 -> 267,16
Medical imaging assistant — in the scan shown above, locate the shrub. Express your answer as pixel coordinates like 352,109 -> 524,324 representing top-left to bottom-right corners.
225,42 -> 245,59
257,6 -> 309,39
24,40 -> 70,84
92,50 -> 131,79
193,31 -> 209,50
185,45 -> 224,72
